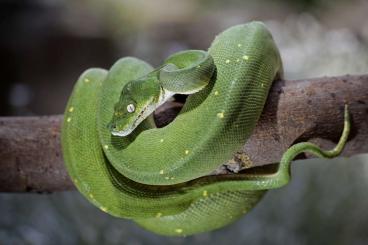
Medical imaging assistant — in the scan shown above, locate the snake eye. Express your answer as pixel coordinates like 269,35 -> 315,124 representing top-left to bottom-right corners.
127,104 -> 135,113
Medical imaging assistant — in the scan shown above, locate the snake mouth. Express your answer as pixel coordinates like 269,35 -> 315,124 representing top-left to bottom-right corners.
111,105 -> 149,137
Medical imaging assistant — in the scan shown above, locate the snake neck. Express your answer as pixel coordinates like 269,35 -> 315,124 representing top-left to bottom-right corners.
158,86 -> 176,107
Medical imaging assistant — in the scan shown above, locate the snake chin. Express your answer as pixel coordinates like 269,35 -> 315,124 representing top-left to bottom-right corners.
111,129 -> 132,137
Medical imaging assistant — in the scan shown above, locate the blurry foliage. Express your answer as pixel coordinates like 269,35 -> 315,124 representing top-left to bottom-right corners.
281,0 -> 339,12
201,0 -> 340,11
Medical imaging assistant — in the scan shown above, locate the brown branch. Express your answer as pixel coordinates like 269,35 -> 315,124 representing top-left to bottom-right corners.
0,74 -> 367,192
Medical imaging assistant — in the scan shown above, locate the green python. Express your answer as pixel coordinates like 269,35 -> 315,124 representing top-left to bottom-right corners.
61,22 -> 350,236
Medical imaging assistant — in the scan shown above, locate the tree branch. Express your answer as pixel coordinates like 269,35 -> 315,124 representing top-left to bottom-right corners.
0,74 -> 367,192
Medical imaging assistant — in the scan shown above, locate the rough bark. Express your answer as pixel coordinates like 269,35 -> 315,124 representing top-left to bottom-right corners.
0,74 -> 367,192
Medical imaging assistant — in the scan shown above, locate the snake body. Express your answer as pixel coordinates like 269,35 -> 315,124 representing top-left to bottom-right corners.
62,22 -> 350,236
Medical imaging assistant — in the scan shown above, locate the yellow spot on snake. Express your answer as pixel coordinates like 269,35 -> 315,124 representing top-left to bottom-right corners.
225,59 -> 230,64
214,91 -> 219,96
159,170 -> 164,175
84,78 -> 90,83
242,55 -> 249,60
217,112 -> 224,119
73,178 -> 78,184
237,43 -> 242,47
67,117 -> 71,122
175,228 -> 183,234
185,150 -> 189,155
202,190 -> 208,197
89,193 -> 94,199
156,212 -> 162,218
160,139 -> 164,143
197,65 -> 201,68
68,107 -> 74,112
165,177 -> 170,180
104,145 -> 109,150
170,177 -> 175,180
261,83 -> 264,88
100,207 -> 108,212
236,58 -> 240,62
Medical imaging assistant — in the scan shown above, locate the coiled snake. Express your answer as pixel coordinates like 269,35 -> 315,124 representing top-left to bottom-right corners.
61,22 -> 350,236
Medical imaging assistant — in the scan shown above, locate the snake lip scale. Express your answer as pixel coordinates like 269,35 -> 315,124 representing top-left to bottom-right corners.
111,104 -> 149,136
61,21 -> 350,236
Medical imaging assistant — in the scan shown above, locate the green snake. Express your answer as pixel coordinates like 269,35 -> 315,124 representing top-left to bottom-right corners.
61,22 -> 350,236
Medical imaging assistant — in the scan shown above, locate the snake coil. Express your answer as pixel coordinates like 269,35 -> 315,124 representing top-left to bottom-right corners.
61,22 -> 350,236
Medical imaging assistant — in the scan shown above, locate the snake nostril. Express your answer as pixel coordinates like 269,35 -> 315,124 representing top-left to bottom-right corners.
107,122 -> 116,131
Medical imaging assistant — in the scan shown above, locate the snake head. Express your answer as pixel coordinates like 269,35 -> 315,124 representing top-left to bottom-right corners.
109,76 -> 160,137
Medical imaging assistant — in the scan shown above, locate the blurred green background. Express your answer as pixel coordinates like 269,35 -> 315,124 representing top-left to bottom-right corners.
1,0 -> 368,244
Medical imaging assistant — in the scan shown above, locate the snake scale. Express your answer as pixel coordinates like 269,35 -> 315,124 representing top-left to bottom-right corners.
61,22 -> 350,236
